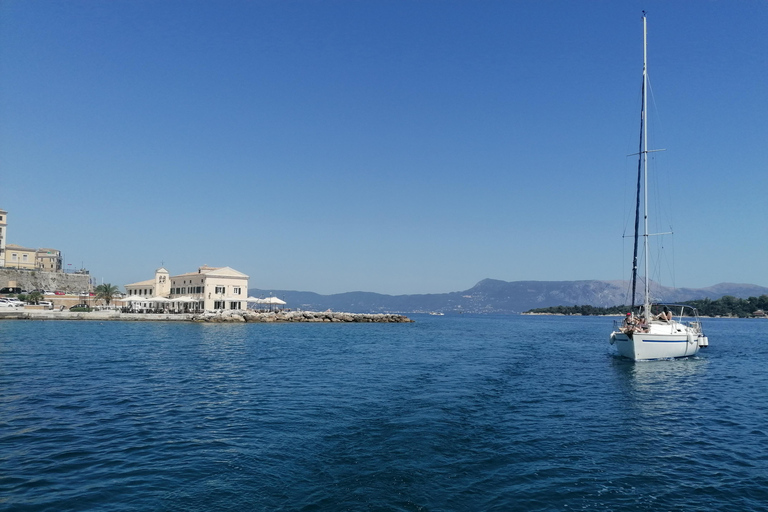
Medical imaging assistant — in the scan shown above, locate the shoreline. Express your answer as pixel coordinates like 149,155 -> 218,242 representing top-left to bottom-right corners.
521,312 -> 761,319
0,309 -> 413,323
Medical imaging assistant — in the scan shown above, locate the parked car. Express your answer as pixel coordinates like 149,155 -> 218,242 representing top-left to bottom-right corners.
69,304 -> 90,311
0,298 -> 25,308
0,287 -> 22,294
54,291 -> 65,295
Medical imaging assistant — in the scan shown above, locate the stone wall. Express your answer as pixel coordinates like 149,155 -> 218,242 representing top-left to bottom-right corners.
0,268 -> 91,293
0,309 -> 415,323
196,310 -> 414,323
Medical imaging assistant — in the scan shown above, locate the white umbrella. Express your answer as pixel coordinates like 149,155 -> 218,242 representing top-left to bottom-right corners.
245,296 -> 265,303
170,296 -> 198,312
149,296 -> 170,303
120,295 -> 147,312
259,296 -> 286,311
121,296 -> 147,302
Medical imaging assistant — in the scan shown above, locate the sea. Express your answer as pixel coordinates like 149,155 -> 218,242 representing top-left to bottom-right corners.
1,315 -> 767,511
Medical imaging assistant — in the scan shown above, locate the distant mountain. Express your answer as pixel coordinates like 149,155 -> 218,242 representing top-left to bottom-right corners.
249,279 -> 768,315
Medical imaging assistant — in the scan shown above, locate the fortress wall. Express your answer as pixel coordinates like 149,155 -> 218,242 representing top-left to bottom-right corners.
0,268 -> 91,293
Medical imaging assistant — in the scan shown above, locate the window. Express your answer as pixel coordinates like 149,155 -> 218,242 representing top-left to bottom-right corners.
230,302 -> 241,310
233,287 -> 241,295
215,286 -> 225,294
22,254 -> 28,262
214,301 -> 225,309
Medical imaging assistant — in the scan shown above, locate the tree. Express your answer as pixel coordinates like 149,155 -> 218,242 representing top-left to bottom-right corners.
95,283 -> 120,306
27,291 -> 43,304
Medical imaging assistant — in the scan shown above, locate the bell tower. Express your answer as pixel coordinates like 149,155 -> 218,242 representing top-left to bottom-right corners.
155,267 -> 170,297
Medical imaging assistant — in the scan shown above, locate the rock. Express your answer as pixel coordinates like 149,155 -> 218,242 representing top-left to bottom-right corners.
236,310 -> 413,323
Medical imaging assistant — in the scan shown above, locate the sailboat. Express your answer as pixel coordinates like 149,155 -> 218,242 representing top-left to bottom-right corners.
609,14 -> 709,361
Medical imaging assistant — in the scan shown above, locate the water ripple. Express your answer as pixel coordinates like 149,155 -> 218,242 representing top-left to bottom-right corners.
1,317 -> 767,511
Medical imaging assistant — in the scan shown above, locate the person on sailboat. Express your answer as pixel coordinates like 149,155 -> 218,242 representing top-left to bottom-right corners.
656,306 -> 672,322
622,312 -> 647,334
622,312 -> 633,330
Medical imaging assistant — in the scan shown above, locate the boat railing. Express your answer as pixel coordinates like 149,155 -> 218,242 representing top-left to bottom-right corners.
656,303 -> 704,333
686,321 -> 703,333
612,303 -> 703,332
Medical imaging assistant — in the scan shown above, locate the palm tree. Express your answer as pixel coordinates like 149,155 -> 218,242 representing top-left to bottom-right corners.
95,283 -> 120,306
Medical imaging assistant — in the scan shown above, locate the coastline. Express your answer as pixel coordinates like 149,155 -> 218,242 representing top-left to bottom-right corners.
0,309 -> 413,323
521,312 -> 760,319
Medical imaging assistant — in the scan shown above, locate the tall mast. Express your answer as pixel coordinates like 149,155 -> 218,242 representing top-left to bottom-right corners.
642,13 -> 651,323
630,22 -> 644,311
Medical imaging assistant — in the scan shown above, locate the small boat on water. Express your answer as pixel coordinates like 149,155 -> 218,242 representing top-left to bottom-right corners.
609,14 -> 708,361
611,303 -> 708,360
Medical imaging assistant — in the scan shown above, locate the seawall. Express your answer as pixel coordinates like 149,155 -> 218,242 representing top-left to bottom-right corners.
0,309 -> 413,323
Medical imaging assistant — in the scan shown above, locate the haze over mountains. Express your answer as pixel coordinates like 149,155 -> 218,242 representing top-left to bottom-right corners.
250,279 -> 768,314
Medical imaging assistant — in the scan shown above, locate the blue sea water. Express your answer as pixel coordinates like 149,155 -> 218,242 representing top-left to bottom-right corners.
1,315 -> 767,511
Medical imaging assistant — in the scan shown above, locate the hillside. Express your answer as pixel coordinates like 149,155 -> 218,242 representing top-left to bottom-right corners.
249,279 -> 768,314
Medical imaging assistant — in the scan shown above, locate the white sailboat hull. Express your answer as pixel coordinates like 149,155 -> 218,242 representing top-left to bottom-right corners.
610,332 -> 698,360
610,321 -> 705,360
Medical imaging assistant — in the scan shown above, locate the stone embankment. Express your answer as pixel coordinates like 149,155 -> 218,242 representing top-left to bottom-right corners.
193,310 -> 413,323
0,309 -> 413,323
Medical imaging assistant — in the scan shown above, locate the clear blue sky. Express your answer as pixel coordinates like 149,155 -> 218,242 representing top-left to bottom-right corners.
1,1 -> 766,295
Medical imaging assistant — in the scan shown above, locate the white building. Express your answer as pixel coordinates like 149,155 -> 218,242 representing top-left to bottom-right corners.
0,208 -> 63,271
125,265 -> 249,312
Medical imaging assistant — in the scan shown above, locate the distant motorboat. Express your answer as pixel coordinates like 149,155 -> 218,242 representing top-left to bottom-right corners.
429,312 -> 444,316
609,14 -> 708,361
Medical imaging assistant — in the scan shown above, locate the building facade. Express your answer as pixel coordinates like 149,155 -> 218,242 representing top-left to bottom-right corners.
0,209 -> 63,272
4,244 -> 37,270
124,267 -> 169,298
3,244 -> 63,272
125,265 -> 249,312
35,249 -> 63,272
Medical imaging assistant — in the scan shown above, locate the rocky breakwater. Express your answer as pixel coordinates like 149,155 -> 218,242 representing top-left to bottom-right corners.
191,310 -> 414,323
